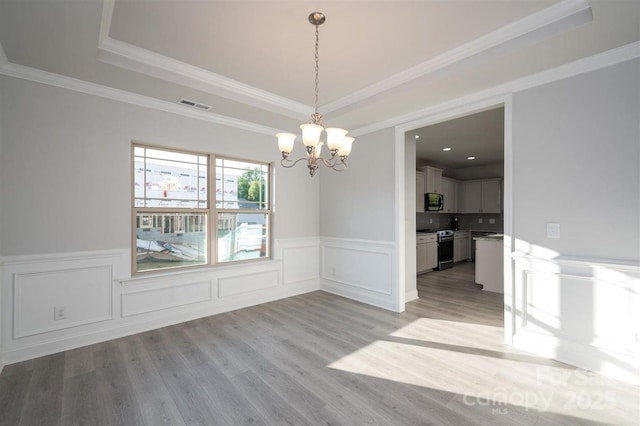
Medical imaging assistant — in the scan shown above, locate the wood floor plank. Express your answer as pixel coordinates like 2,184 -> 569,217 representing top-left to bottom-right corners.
93,344 -> 145,426
18,352 -> 64,426
0,369 -> 32,426
139,328 -> 230,425
117,335 -> 186,426
60,372 -> 106,426
63,346 -> 94,379
162,325 -> 267,426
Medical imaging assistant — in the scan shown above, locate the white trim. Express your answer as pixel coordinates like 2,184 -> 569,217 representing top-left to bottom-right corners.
1,248 -> 128,266
0,63 -> 280,136
97,37 -> 313,122
512,254 -> 640,386
393,94 -> 512,328
98,0 -> 310,121
319,237 -> 397,311
323,0 -> 592,114
352,41 -> 640,137
511,252 -> 640,271
13,266 -> 114,338
98,0 -> 114,47
503,95 -> 515,345
1,241 -> 320,365
96,0 -> 591,119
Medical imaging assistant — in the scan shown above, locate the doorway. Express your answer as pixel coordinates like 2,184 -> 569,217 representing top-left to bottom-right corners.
394,95 -> 515,344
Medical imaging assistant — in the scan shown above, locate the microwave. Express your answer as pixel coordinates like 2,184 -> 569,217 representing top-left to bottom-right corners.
425,192 -> 444,211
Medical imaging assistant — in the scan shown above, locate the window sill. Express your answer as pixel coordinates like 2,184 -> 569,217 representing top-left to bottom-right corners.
118,258 -> 282,286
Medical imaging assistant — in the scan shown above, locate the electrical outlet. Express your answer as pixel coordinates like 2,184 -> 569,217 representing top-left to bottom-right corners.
331,267 -> 336,277
489,218 -> 496,224
633,332 -> 640,343
478,218 -> 483,224
429,218 -> 433,224
54,306 -> 66,321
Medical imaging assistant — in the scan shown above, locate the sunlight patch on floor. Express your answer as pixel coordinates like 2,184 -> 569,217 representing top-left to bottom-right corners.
326,337 -> 636,424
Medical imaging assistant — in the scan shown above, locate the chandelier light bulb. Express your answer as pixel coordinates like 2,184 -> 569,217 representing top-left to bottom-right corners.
325,128 -> 348,151
276,133 -> 296,154
300,123 -> 323,149
338,137 -> 354,157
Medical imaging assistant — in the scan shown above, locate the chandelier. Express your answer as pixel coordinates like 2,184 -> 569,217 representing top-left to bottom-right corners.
276,12 -> 354,177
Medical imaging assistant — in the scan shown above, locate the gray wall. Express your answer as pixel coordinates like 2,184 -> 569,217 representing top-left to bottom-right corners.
319,127 -> 395,241
512,59 -> 640,261
0,76 -> 320,256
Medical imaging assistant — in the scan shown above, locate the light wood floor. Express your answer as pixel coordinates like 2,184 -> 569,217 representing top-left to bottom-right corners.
1,263 -> 638,425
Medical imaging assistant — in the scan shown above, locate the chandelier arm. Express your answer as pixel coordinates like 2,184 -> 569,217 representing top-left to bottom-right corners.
280,157 -> 312,169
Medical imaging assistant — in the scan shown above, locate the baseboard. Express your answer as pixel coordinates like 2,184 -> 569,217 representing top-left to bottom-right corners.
405,289 -> 419,303
320,278 -> 396,312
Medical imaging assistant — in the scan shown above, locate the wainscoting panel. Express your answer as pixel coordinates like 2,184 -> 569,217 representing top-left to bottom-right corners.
13,266 -> 113,338
0,238 -> 320,365
320,237 -> 397,311
218,270 -> 279,298
122,280 -> 213,317
512,253 -> 640,385
275,238 -> 320,285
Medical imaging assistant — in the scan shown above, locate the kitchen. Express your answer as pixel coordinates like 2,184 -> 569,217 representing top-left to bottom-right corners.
413,107 -> 505,294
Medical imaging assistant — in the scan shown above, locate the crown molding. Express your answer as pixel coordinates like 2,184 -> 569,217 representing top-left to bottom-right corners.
96,0 -> 592,121
98,2 -> 311,122
323,0 -> 593,115
351,40 -> 640,137
0,62 -> 280,136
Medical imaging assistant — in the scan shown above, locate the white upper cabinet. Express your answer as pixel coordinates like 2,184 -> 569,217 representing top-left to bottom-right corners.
420,166 -> 443,193
441,177 -> 459,214
480,179 -> 501,213
416,170 -> 425,212
461,179 -> 501,213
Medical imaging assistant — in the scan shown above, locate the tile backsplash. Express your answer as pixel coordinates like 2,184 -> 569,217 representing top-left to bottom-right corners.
417,213 -> 503,232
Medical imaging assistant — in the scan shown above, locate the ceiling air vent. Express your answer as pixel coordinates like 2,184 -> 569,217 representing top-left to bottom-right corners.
178,98 -> 211,111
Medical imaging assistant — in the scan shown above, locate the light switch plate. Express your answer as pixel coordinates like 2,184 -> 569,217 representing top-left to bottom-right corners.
547,223 -> 560,239
478,218 -> 483,224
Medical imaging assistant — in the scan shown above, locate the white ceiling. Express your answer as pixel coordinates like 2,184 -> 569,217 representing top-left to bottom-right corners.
414,107 -> 504,169
0,0 -> 638,133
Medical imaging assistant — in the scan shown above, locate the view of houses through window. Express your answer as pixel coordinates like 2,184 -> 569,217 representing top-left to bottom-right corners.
133,145 -> 270,273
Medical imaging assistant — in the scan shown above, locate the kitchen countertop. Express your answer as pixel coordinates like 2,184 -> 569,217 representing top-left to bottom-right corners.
473,234 -> 504,241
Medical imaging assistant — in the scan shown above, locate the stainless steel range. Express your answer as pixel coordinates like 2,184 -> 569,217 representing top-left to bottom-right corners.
437,230 -> 454,270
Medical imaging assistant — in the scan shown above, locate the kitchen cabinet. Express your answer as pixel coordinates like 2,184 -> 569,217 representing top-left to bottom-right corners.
453,231 -> 469,262
416,170 -> 425,212
420,166 -> 443,194
441,177 -> 459,213
417,234 -> 438,273
475,236 -> 504,293
461,179 -> 501,213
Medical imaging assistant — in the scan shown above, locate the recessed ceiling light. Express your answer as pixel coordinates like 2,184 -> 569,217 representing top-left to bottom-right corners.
415,135 -> 420,139
442,147 -> 451,151
467,156 -> 476,160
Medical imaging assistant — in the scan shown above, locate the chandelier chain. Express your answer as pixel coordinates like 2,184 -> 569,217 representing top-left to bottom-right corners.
314,24 -> 320,114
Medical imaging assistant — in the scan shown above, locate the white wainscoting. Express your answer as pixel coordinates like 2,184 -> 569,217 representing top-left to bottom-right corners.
512,252 -> 640,385
320,237 -> 398,311
0,237 -> 320,364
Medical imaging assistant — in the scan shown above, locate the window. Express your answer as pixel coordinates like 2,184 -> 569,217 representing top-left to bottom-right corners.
133,144 -> 270,273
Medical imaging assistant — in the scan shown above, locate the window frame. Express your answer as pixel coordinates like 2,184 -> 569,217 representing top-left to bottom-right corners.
131,142 -> 272,275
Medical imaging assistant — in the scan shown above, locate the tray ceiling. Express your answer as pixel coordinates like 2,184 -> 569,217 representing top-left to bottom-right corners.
0,0 -> 638,132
